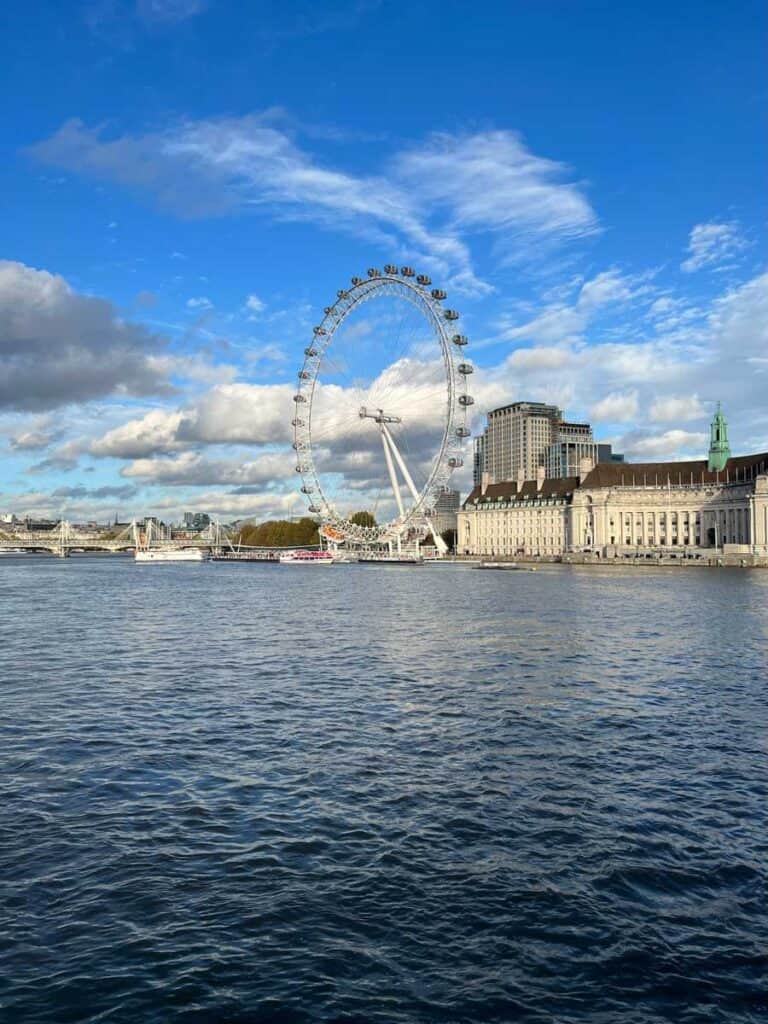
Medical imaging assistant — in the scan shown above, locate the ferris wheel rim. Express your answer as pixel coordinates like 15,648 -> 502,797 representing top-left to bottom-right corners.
292,269 -> 473,544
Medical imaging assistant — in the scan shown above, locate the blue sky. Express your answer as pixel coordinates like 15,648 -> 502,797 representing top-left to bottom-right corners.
1,0 -> 766,522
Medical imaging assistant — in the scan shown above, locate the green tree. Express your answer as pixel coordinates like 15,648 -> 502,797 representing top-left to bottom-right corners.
350,510 -> 376,528
234,518 -> 319,548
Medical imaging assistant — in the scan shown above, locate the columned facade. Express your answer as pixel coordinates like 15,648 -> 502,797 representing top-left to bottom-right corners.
458,451 -> 768,560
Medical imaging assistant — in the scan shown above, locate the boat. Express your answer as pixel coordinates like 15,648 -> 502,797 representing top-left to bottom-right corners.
135,547 -> 207,563
357,555 -> 423,564
476,561 -> 536,571
279,550 -> 335,565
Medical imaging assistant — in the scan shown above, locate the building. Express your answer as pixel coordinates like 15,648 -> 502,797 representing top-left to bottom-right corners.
458,407 -> 768,561
481,401 -> 563,483
545,420 -> 595,478
429,488 -> 461,537
472,435 -> 485,488
183,511 -> 211,531
474,401 -> 622,483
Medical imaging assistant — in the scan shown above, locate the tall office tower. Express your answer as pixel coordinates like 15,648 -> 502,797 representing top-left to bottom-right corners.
546,421 -> 597,478
483,401 -> 563,482
472,434 -> 486,487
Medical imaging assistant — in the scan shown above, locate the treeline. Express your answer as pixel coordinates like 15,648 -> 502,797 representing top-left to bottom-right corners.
233,511 -> 377,549
235,517 -> 319,548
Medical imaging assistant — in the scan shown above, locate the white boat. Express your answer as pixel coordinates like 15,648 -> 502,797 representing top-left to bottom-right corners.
135,547 -> 207,563
279,549 -> 335,565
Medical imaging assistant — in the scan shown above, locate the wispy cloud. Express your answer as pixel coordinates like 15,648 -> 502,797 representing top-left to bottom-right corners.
394,130 -> 599,260
681,220 -> 749,273
30,115 -> 600,293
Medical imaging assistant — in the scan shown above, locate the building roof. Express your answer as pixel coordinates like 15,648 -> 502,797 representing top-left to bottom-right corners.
487,400 -> 561,417
462,450 -> 768,509
463,477 -> 580,507
581,451 -> 768,489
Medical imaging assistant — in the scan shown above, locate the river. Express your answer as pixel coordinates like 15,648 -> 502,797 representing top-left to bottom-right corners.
2,557 -> 766,1023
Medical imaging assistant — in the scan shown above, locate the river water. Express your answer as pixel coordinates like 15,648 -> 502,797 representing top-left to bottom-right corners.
1,556 -> 766,1023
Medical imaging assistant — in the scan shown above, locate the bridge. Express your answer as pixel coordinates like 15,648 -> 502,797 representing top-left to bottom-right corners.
0,520 -> 217,558
0,520 -> 321,560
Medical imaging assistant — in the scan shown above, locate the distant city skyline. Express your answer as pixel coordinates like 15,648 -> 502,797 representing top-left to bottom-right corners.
1,0 -> 766,523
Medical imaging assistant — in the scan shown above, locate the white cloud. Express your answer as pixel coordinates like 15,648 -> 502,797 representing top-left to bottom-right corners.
121,450 -> 293,486
244,293 -> 266,315
186,296 -> 212,309
91,408 -> 186,458
91,382 -> 294,458
681,221 -> 748,273
589,391 -> 640,423
649,394 -> 706,423
0,260 -> 169,410
619,429 -> 709,461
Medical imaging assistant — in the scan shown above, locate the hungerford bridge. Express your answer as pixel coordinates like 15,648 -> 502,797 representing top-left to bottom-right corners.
0,520 -> 231,558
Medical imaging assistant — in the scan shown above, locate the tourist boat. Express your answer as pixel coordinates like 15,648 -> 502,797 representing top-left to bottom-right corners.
135,547 -> 207,563
279,549 -> 335,565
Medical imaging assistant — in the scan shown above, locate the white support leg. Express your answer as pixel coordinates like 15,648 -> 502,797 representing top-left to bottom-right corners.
381,425 -> 405,519
382,424 -> 448,556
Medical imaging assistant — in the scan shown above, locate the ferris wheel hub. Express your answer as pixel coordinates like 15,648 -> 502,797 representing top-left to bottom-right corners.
359,406 -> 402,424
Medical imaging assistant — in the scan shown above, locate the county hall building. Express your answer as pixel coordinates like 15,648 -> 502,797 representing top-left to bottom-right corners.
458,406 -> 768,561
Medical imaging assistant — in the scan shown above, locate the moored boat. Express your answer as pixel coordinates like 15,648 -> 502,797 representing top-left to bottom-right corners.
135,547 -> 207,563
279,549 -> 335,565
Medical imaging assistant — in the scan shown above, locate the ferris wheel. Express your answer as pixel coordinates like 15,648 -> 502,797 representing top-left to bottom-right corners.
292,266 -> 474,552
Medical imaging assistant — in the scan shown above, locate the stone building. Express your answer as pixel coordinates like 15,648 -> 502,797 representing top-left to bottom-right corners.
474,400 -> 621,483
458,408 -> 768,560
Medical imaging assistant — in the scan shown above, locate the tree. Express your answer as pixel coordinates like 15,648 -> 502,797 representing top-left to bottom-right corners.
350,510 -> 376,528
234,518 -> 319,548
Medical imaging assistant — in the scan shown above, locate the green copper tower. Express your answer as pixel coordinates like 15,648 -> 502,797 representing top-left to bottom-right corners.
708,402 -> 731,472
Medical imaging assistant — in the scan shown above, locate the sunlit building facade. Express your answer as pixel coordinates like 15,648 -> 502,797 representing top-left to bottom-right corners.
459,410 -> 768,560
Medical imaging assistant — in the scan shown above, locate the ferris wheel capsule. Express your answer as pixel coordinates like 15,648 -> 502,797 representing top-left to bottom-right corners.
292,418 -> 305,427
337,289 -> 348,299
416,274 -> 432,286
298,370 -> 311,380
313,326 -> 327,335
431,288 -> 447,300
383,264 -> 398,275
400,266 -> 415,277
457,363 -> 474,375
351,276 -> 363,286
304,347 -> 318,357
448,457 -> 464,468
455,426 -> 471,438
444,310 -> 460,321
293,394 -> 306,403
367,267 -> 381,277
458,394 -> 475,406
452,334 -> 468,346
324,306 -> 336,316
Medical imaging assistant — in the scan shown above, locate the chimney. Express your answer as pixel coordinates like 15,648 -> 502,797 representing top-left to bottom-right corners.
579,456 -> 594,483
516,467 -> 526,490
481,471 -> 490,496
536,465 -> 546,492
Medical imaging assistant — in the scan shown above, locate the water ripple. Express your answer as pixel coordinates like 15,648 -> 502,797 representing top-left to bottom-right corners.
1,558 -> 767,1022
